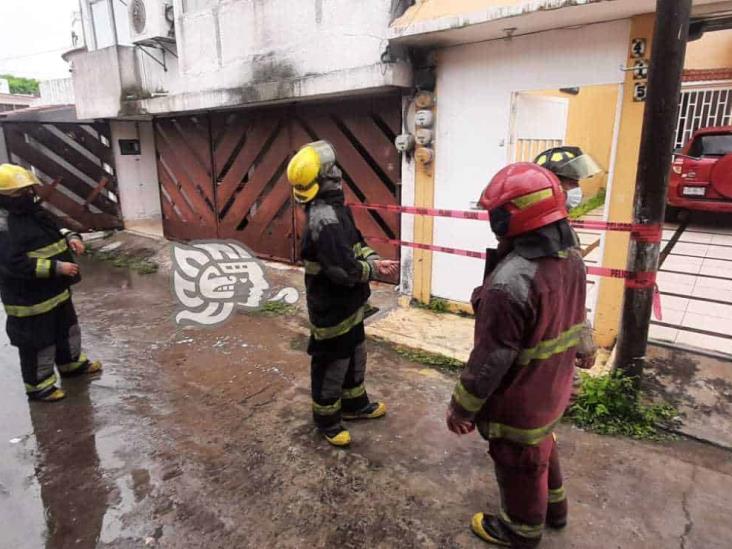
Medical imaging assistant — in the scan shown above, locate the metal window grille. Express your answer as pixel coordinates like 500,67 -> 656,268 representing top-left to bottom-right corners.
514,139 -> 563,162
675,85 -> 732,149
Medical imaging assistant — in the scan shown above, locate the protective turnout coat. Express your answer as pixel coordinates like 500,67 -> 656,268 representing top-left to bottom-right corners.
0,197 -> 80,349
450,221 -> 588,444
300,189 -> 379,358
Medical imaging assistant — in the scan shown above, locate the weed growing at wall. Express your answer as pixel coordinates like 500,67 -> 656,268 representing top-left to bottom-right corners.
567,370 -> 678,440
86,248 -> 159,274
393,345 -> 464,372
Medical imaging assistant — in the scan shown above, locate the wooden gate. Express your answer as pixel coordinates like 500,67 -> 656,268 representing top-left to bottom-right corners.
1,121 -> 121,231
155,114 -> 217,241
155,94 -> 401,263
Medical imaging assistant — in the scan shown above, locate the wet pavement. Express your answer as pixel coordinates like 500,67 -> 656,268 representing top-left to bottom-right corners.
2,255 -> 732,548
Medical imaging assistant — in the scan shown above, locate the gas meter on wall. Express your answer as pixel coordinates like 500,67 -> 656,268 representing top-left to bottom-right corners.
415,110 -> 434,128
415,147 -> 434,164
415,129 -> 433,146
415,91 -> 435,109
395,134 -> 415,153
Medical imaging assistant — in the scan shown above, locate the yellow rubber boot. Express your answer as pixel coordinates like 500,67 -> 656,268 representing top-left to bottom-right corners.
342,402 -> 386,420
322,427 -> 352,447
59,358 -> 103,377
471,513 -> 512,547
30,388 -> 66,402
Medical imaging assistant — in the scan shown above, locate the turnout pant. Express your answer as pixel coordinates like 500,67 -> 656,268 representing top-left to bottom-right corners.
19,323 -> 87,397
489,433 -> 566,548
311,342 -> 370,429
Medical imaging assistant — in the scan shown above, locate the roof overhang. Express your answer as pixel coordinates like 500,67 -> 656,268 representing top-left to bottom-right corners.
0,104 -> 89,124
389,0 -> 732,48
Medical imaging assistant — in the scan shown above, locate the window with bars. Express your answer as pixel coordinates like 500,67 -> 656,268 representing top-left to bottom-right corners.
675,85 -> 732,149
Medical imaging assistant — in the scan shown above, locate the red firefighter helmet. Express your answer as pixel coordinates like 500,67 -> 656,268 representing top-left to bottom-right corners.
479,162 -> 568,238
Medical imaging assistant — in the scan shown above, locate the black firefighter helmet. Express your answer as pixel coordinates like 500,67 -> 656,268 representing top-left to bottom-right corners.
534,146 -> 603,182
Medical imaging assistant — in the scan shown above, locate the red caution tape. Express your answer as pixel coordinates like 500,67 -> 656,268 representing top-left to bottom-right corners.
368,236 -> 488,259
586,267 -> 657,289
368,236 -> 657,288
349,203 -> 662,242
350,202 -> 489,220
367,235 -> 663,319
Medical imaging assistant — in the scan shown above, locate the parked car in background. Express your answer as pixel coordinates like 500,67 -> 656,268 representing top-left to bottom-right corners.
668,126 -> 732,216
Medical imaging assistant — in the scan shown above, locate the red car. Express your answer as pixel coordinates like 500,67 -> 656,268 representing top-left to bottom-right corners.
668,126 -> 732,214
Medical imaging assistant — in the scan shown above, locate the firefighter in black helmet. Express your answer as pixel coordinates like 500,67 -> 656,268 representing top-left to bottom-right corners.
534,147 -> 603,211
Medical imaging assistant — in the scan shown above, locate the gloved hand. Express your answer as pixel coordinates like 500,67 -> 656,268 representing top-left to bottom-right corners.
446,405 -> 476,435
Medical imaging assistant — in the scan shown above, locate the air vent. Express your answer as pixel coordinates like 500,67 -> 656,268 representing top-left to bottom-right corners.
128,0 -> 175,45
131,0 -> 147,34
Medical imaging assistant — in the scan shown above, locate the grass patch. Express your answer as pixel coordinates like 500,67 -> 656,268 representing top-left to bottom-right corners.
568,188 -> 606,220
256,301 -> 298,316
393,345 -> 464,372
566,371 -> 678,440
413,297 -> 451,314
87,248 -> 159,275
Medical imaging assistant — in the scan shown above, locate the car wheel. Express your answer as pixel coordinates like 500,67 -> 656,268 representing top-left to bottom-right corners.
665,205 -> 681,223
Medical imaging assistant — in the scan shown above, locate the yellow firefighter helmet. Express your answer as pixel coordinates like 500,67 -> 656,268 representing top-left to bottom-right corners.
287,140 -> 337,204
0,164 -> 41,195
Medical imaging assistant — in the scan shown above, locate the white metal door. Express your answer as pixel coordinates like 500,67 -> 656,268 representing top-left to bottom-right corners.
511,93 -> 569,162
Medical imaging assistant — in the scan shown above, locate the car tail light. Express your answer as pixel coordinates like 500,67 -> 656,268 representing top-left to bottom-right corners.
672,160 -> 684,175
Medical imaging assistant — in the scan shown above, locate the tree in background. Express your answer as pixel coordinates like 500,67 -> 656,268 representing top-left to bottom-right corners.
0,74 -> 40,95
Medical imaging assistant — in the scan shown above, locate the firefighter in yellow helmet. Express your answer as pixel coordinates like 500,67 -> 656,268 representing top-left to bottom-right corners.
287,141 -> 398,447
0,164 -> 101,402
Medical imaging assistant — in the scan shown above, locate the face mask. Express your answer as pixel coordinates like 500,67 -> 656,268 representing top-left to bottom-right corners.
565,187 -> 583,210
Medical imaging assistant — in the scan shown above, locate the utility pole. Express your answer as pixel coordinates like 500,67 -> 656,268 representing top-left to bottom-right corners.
615,0 -> 692,379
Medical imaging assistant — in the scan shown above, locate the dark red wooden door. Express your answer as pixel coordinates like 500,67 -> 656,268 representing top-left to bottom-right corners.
292,95 -> 401,261
154,94 -> 401,263
211,108 -> 296,262
155,115 -> 218,240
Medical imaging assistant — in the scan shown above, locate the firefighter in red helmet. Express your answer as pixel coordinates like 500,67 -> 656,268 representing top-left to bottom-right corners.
446,163 -> 594,547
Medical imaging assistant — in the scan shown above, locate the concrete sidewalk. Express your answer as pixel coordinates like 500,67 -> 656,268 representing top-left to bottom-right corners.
2,250 -> 732,548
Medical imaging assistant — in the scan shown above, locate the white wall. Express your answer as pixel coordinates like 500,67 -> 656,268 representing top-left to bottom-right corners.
71,0 -> 407,117
68,46 -> 142,119
173,0 -> 396,95
431,19 -> 630,302
110,121 -> 162,223
37,79 -> 76,106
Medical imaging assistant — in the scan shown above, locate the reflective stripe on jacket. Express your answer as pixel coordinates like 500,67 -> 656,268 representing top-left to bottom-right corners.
300,189 -> 379,347
450,241 -> 587,445
0,204 -> 79,315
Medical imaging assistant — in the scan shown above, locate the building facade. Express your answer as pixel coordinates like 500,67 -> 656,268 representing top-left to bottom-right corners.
390,0 -> 732,346
25,0 -> 732,349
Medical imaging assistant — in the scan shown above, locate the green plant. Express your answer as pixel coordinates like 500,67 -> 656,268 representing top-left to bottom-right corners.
393,345 -> 464,372
86,248 -> 158,275
257,301 -> 297,316
413,297 -> 450,314
568,188 -> 606,220
566,371 -> 678,440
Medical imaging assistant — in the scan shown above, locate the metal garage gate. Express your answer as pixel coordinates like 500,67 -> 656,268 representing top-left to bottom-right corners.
154,94 -> 401,263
